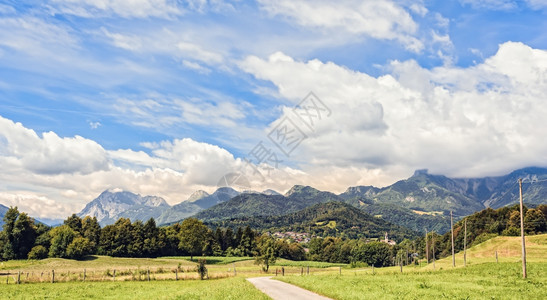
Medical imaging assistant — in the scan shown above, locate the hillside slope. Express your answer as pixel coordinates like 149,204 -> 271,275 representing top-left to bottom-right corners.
208,201 -> 419,241
424,234 -> 547,269
194,185 -> 341,222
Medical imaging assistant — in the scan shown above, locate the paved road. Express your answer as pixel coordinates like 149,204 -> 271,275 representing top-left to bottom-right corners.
247,276 -> 333,300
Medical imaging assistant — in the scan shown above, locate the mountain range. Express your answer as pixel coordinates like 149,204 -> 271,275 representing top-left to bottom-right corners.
340,167 -> 547,216
2,167 -> 546,234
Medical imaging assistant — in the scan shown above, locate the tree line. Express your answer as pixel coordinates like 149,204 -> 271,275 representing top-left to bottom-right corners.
0,207 -> 403,268
2,204 -> 545,268
0,207 -> 260,261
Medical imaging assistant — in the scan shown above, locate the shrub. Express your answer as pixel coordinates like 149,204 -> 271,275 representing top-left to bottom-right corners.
28,245 -> 48,260
196,259 -> 208,280
501,227 -> 520,236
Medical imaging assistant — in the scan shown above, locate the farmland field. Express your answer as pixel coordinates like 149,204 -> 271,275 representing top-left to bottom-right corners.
0,235 -> 545,299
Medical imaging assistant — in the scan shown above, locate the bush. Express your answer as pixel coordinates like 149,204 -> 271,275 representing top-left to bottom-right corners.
501,227 -> 520,236
28,245 -> 48,260
196,259 -> 208,280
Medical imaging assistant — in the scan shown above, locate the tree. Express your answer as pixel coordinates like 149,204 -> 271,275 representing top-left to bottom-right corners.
81,216 -> 101,252
98,224 -> 117,256
178,218 -> 209,261
525,208 -> 547,234
352,241 -> 392,267
64,214 -> 83,234
66,237 -> 92,259
255,235 -> 278,271
143,218 -> 162,257
48,225 -> 77,258
1,207 -> 37,260
128,220 -> 144,257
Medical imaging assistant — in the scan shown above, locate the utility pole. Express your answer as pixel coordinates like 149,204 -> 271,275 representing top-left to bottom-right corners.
464,219 -> 467,267
519,178 -> 527,278
451,211 -> 455,267
425,229 -> 429,265
432,232 -> 435,270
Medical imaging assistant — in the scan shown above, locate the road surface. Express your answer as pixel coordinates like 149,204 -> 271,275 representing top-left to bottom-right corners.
247,276 -> 333,300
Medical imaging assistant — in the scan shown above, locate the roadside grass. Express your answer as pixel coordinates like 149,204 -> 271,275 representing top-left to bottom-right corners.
276,234 -> 547,299
0,277 -> 269,300
278,262 -> 547,300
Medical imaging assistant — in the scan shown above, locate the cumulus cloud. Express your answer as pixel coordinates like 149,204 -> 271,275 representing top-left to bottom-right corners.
258,0 -> 424,52
239,42 -> 547,180
0,116 -> 110,175
0,114 -> 280,218
0,192 -> 82,219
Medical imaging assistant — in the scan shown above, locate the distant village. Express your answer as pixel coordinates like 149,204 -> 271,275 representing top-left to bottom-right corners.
266,231 -> 397,246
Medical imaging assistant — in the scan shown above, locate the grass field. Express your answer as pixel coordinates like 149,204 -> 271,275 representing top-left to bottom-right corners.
278,262 -> 547,300
0,277 -> 269,300
277,234 -> 547,299
0,234 -> 545,299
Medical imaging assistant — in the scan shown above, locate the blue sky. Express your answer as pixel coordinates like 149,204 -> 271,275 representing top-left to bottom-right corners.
0,0 -> 546,219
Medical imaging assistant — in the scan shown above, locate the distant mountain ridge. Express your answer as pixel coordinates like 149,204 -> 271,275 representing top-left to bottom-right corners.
340,167 -> 547,216
78,190 -> 171,225
193,185 -> 341,221
65,167 -> 547,228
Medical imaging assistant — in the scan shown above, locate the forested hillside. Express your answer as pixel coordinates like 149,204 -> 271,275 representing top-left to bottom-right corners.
208,202 -> 419,241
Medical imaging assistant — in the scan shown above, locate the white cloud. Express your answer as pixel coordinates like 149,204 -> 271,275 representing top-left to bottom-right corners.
0,16 -> 78,57
182,60 -> 211,74
177,41 -> 224,64
525,0 -> 547,9
89,121 -> 102,129
0,192 -> 82,219
48,0 -> 183,18
101,28 -> 142,50
239,42 -> 547,180
258,0 -> 424,52
0,115 -> 110,175
111,96 -> 246,129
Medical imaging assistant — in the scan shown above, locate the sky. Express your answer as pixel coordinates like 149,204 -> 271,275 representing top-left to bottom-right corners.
0,0 -> 546,219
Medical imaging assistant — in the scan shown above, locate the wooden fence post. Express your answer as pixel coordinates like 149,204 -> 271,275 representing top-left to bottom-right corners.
17,271 -> 20,284
51,270 -> 55,283
83,269 -> 86,282
113,269 -> 116,281
175,268 -> 178,281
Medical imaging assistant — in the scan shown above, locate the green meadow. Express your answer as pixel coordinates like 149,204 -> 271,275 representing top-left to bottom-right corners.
0,234 -> 545,299
278,234 -> 547,300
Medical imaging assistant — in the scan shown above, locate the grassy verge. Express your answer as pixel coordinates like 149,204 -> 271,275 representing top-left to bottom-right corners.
278,262 -> 547,300
1,277 -> 269,300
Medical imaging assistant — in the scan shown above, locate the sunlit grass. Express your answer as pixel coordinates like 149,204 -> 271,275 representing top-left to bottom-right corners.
0,277 -> 269,300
